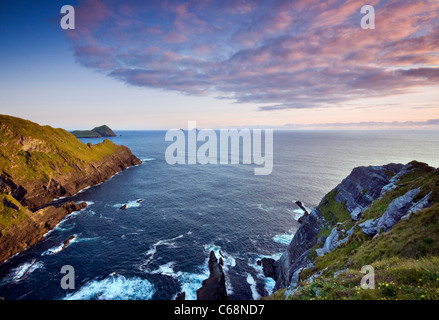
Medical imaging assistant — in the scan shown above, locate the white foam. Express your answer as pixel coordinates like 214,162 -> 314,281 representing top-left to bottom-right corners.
272,231 -> 296,245
141,157 -> 156,162
248,253 -> 283,296
64,273 -> 155,300
203,243 -> 235,295
41,235 -> 97,256
113,199 -> 143,209
141,233 -> 189,267
246,273 -> 260,300
140,239 -> 235,300
11,259 -> 44,282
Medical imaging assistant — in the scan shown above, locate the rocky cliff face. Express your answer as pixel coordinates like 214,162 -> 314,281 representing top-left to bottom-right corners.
0,114 -> 141,263
8,144 -> 141,210
0,200 -> 87,263
196,251 -> 228,300
270,161 -> 437,293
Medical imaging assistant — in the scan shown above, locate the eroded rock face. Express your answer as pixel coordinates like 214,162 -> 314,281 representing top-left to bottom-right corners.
359,188 -> 433,237
0,202 -> 87,263
196,251 -> 228,300
17,147 -> 142,210
334,164 -> 404,219
274,208 -> 324,290
272,163 -> 404,290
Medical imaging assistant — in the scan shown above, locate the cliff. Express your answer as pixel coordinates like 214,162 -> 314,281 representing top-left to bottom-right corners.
71,125 -> 117,138
265,161 -> 439,300
0,114 -> 141,263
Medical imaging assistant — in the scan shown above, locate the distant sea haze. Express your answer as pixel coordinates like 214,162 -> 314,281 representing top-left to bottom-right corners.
1,130 -> 438,300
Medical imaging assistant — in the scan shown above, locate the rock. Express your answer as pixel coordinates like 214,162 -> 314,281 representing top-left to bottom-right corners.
196,251 -> 228,300
376,188 -> 420,233
350,207 -> 363,221
0,201 -> 87,263
175,292 -> 186,300
359,218 -> 379,236
272,163 -> 405,290
403,192 -> 433,220
274,209 -> 324,290
259,258 -> 278,281
334,164 -> 403,214
62,235 -> 76,250
316,227 -> 339,257
296,200 -> 310,223
119,204 -> 127,210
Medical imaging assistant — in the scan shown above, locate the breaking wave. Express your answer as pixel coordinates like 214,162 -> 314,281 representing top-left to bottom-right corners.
64,273 -> 155,300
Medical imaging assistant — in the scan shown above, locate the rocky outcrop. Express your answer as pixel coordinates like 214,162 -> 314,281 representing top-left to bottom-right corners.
359,188 -> 433,236
334,163 -> 404,221
0,114 -> 142,264
259,258 -> 278,281
16,145 -> 141,210
0,201 -> 87,263
272,162 -> 405,291
196,251 -> 228,300
274,208 -> 324,290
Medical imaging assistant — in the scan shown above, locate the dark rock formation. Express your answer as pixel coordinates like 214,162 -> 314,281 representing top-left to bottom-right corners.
119,204 -> 127,210
258,258 -> 278,281
175,292 -> 186,300
296,201 -> 310,224
196,251 -> 228,300
334,164 -> 404,220
62,235 -> 77,250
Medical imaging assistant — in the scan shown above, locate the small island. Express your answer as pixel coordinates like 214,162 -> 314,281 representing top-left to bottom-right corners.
71,125 -> 117,138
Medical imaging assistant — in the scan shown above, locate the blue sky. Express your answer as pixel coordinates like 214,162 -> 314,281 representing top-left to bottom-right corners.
1,0 -> 438,130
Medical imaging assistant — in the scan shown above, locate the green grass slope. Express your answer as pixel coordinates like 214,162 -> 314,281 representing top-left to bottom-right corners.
0,114 -> 123,184
266,161 -> 439,300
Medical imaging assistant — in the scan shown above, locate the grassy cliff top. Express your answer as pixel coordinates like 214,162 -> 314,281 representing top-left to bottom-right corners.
0,114 -> 122,183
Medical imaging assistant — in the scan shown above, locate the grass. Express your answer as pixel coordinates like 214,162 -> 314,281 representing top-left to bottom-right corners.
0,114 -> 122,183
266,161 -> 439,300
0,194 -> 29,231
286,256 -> 439,300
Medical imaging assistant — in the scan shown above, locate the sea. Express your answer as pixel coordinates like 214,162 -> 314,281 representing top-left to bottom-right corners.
0,130 -> 438,300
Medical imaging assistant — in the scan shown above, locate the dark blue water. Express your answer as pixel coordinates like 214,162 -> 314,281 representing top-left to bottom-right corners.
1,130 -> 438,300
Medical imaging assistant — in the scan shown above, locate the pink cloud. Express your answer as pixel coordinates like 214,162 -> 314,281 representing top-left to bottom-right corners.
68,0 -> 439,110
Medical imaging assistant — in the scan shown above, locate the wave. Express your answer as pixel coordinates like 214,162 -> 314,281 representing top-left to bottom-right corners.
141,157 -> 156,162
42,235 -> 97,256
272,230 -> 296,245
246,273 -> 259,300
140,239 -> 235,300
11,259 -> 44,282
141,232 -> 189,267
63,273 -> 155,300
248,253 -> 283,296
113,199 -> 143,209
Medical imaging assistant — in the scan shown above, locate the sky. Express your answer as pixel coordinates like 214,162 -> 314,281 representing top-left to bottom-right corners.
0,0 -> 438,130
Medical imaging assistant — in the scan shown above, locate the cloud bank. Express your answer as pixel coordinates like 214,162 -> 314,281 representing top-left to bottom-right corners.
67,0 -> 439,110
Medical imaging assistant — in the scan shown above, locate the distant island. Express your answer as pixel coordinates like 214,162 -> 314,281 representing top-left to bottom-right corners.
71,125 -> 117,138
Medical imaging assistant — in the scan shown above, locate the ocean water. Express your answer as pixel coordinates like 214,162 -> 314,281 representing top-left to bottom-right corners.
0,130 -> 438,300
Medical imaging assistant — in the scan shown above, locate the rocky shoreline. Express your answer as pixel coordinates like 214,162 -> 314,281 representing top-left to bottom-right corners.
0,115 -> 142,264
0,201 -> 87,263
